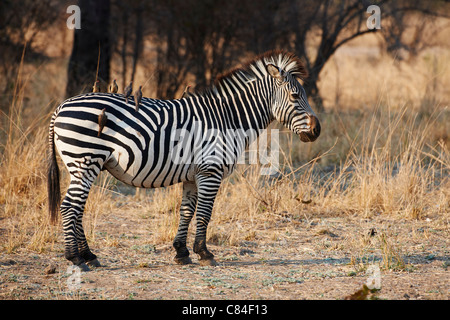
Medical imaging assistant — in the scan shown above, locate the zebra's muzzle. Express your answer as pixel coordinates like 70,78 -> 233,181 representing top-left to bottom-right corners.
299,115 -> 320,142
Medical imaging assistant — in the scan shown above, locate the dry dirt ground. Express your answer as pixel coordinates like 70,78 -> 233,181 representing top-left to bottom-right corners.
0,208 -> 448,300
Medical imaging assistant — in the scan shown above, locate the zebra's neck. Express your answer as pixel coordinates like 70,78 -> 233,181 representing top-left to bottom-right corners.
187,71 -> 274,137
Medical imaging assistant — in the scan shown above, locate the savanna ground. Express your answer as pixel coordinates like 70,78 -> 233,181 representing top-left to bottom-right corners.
0,20 -> 449,300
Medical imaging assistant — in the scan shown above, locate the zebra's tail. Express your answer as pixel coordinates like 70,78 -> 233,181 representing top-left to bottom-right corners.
47,113 -> 60,225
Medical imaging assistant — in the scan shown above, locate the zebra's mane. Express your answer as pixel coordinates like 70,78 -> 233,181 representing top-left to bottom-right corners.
191,50 -> 308,99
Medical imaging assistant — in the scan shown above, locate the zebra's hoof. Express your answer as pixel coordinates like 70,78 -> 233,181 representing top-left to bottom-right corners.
86,258 -> 101,268
174,256 -> 192,265
199,258 -> 218,267
77,262 -> 90,272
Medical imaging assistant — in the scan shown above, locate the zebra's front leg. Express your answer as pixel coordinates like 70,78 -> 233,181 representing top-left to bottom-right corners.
173,181 -> 198,265
192,172 -> 222,266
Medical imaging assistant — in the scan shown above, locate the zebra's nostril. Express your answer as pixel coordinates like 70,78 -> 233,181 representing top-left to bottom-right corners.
308,115 -> 320,140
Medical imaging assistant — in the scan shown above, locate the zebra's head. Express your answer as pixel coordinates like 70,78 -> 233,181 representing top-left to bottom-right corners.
265,61 -> 320,143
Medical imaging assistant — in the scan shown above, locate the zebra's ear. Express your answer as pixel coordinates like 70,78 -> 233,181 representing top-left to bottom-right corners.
266,64 -> 285,80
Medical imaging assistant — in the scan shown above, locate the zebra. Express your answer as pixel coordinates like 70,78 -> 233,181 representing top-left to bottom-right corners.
47,50 -> 321,270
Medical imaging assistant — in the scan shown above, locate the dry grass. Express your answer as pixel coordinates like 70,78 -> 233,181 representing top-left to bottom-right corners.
0,32 -> 449,278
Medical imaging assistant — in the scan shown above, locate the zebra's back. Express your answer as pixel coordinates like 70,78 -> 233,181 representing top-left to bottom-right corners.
53,93 -> 196,188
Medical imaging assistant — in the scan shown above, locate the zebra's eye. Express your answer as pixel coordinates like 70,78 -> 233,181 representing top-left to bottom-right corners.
292,93 -> 299,99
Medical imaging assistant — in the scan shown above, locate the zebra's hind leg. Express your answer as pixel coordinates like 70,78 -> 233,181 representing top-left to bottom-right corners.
192,171 -> 222,266
173,181 -> 198,265
61,160 -> 103,271
76,212 -> 101,268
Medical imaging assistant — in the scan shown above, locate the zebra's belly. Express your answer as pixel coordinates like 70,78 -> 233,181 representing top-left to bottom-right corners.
103,149 -> 196,188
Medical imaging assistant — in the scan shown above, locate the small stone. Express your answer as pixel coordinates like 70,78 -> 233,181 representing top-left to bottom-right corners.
45,264 -> 57,275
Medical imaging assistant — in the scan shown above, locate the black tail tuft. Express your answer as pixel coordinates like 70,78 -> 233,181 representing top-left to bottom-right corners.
47,121 -> 60,225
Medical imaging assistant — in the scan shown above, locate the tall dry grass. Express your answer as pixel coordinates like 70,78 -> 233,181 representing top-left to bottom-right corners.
1,52 -> 56,253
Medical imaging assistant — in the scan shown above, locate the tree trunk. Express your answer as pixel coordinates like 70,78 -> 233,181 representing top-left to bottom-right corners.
66,0 -> 111,98
130,3 -> 143,84
304,76 -> 323,112
120,8 -> 129,92
304,54 -> 328,112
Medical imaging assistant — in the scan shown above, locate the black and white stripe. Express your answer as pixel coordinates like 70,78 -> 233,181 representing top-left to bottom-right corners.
48,50 -> 320,269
